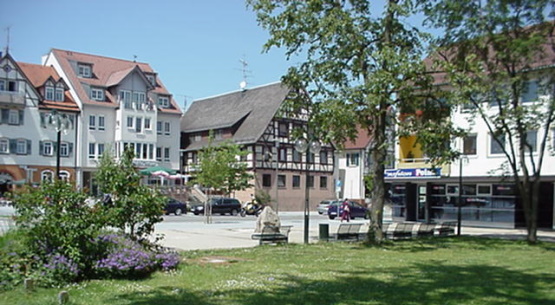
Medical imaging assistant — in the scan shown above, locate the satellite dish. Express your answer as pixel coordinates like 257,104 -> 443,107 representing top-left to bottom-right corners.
240,80 -> 247,90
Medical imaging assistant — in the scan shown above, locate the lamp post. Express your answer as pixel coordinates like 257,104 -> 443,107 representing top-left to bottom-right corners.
295,137 -> 321,244
457,155 -> 468,236
47,110 -> 70,180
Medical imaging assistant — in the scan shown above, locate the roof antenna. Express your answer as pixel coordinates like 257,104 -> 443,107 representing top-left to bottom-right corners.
239,57 -> 250,90
133,55 -> 137,63
5,26 -> 11,54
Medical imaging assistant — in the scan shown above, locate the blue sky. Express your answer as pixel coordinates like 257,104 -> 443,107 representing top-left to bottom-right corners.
0,0 -> 297,110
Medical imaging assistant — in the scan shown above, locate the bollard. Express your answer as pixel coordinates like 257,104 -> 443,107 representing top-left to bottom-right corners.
319,223 -> 329,241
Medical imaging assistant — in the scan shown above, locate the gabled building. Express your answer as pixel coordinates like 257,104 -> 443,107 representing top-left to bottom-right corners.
181,82 -> 335,210
0,52 -> 79,195
42,49 -> 182,192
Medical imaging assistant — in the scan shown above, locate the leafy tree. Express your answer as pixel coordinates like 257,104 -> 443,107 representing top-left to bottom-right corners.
194,136 -> 253,196
248,0 -> 459,243
95,148 -> 165,239
421,0 -> 554,243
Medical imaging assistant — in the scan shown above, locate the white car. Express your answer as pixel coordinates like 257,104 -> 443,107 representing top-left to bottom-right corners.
317,200 -> 337,215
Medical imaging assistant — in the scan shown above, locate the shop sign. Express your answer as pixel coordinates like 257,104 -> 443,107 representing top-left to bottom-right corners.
385,168 -> 441,179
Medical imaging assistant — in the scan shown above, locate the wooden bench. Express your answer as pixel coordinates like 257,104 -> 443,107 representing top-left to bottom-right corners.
336,223 -> 363,241
251,225 -> 292,245
416,223 -> 437,237
436,221 -> 457,236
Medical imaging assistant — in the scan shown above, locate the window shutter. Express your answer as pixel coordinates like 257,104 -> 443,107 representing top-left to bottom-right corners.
39,141 -> 44,156
1,109 -> 9,124
69,143 -> 74,155
40,113 -> 46,128
53,141 -> 58,154
9,139 -> 16,154
19,110 -> 24,125
27,140 -> 32,155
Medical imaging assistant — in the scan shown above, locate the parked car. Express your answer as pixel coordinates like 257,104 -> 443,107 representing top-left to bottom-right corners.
317,200 -> 336,215
327,200 -> 369,220
192,197 -> 242,216
164,197 -> 187,216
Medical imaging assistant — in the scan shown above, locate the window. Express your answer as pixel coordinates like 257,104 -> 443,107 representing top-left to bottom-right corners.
307,152 -> 315,163
164,147 -> 170,162
91,88 -> 104,101
278,175 -> 286,188
0,138 -> 8,153
89,143 -> 95,159
89,115 -> 96,130
521,80 -> 538,103
490,134 -> 505,155
347,153 -> 360,166
157,121 -> 162,135
42,141 -> 54,156
8,109 -> 19,125
148,144 -> 154,159
98,116 -> 105,131
463,134 -> 477,155
0,79 -> 17,92
156,147 -> 162,161
144,118 -> 151,130
292,175 -> 300,188
45,86 -> 55,100
119,90 -> 132,109
278,147 -> 287,162
136,117 -> 142,133
320,176 -> 328,189
98,143 -> 105,157
319,151 -> 328,164
41,171 -> 54,183
262,174 -> 272,187
146,74 -> 156,86
214,129 -> 223,140
278,122 -> 288,137
133,92 -> 145,110
16,139 -> 27,154
55,86 -> 64,101
158,96 -> 170,108
293,150 -> 302,162
525,130 -> 537,153
78,64 -> 92,78
164,122 -> 170,135
59,171 -> 70,182
308,175 -> 314,188
60,143 -> 69,157
127,116 -> 134,128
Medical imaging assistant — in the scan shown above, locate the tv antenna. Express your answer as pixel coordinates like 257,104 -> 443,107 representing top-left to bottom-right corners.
239,57 -> 251,90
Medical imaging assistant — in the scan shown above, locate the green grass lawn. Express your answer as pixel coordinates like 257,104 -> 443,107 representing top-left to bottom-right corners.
1,237 -> 554,305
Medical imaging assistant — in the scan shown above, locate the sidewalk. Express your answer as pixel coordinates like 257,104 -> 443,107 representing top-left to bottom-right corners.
154,221 -> 555,251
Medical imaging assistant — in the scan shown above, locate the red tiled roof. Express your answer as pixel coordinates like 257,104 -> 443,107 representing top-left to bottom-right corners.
344,126 -> 372,150
17,62 -> 79,113
50,49 -> 181,115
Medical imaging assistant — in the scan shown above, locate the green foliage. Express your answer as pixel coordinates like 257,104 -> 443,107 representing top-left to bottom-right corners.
194,135 -> 253,195
94,148 -> 165,238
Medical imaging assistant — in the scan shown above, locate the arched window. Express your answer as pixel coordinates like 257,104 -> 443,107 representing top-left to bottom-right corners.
41,170 -> 54,183
59,171 -> 70,182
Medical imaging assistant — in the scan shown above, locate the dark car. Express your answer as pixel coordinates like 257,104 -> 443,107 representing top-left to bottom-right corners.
164,197 -> 187,216
192,197 -> 242,216
327,201 -> 369,220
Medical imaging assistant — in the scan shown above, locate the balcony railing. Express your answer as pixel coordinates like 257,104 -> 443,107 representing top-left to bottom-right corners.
0,92 -> 25,106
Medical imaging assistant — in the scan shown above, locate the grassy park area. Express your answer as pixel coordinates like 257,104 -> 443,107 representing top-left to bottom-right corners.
1,237 -> 554,305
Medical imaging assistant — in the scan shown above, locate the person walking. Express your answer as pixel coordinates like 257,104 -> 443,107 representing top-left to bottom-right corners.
340,198 -> 351,222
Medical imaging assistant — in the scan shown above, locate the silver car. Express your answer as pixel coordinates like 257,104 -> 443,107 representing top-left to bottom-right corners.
317,200 -> 337,215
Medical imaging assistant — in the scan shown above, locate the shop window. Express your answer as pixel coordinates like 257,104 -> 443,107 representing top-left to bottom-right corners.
262,174 -> 271,187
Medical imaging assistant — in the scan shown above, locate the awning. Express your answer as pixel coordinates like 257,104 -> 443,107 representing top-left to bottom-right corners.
139,166 -> 177,176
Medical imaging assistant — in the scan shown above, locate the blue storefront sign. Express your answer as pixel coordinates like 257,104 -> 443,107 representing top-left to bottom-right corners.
385,168 -> 441,179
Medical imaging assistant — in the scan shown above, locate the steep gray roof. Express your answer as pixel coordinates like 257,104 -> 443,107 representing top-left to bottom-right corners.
181,82 -> 291,149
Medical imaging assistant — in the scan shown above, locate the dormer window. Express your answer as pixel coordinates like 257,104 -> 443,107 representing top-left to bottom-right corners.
55,84 -> 64,101
78,64 -> 92,78
145,74 -> 156,86
45,86 -> 55,100
91,87 -> 104,101
158,95 -> 170,108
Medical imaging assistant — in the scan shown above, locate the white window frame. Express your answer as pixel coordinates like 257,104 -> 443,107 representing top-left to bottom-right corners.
89,115 -> 96,130
346,152 -> 360,166
489,133 -> 505,155
16,139 -> 26,154
156,121 -> 162,135
41,170 -> 54,183
164,147 -> 170,162
158,96 -> 170,108
0,138 -> 8,153
78,64 -> 92,78
91,88 -> 104,101
120,90 -> 132,109
43,142 -> 54,156
156,147 -> 162,161
0,79 -> 17,92
59,171 -> 70,182
525,130 -> 537,153
164,122 -> 170,136
60,142 -> 69,157
127,116 -> 134,129
55,86 -> 64,101
144,117 -> 151,130
45,86 -> 55,100
133,92 -> 146,110
98,116 -> 105,131
88,143 -> 95,159
477,184 -> 492,196
136,117 -> 142,133
8,109 -> 19,125
463,134 -> 477,155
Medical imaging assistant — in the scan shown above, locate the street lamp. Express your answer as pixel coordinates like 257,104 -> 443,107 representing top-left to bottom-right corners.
457,155 -> 468,236
295,137 -> 321,244
47,110 -> 71,180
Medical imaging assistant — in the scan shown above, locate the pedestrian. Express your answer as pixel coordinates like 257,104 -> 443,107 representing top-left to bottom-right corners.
340,198 -> 350,222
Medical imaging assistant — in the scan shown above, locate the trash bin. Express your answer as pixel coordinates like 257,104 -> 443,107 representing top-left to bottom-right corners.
319,223 -> 329,241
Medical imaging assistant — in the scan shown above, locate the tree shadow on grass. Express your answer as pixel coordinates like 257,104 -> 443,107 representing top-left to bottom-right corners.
110,256 -> 555,305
